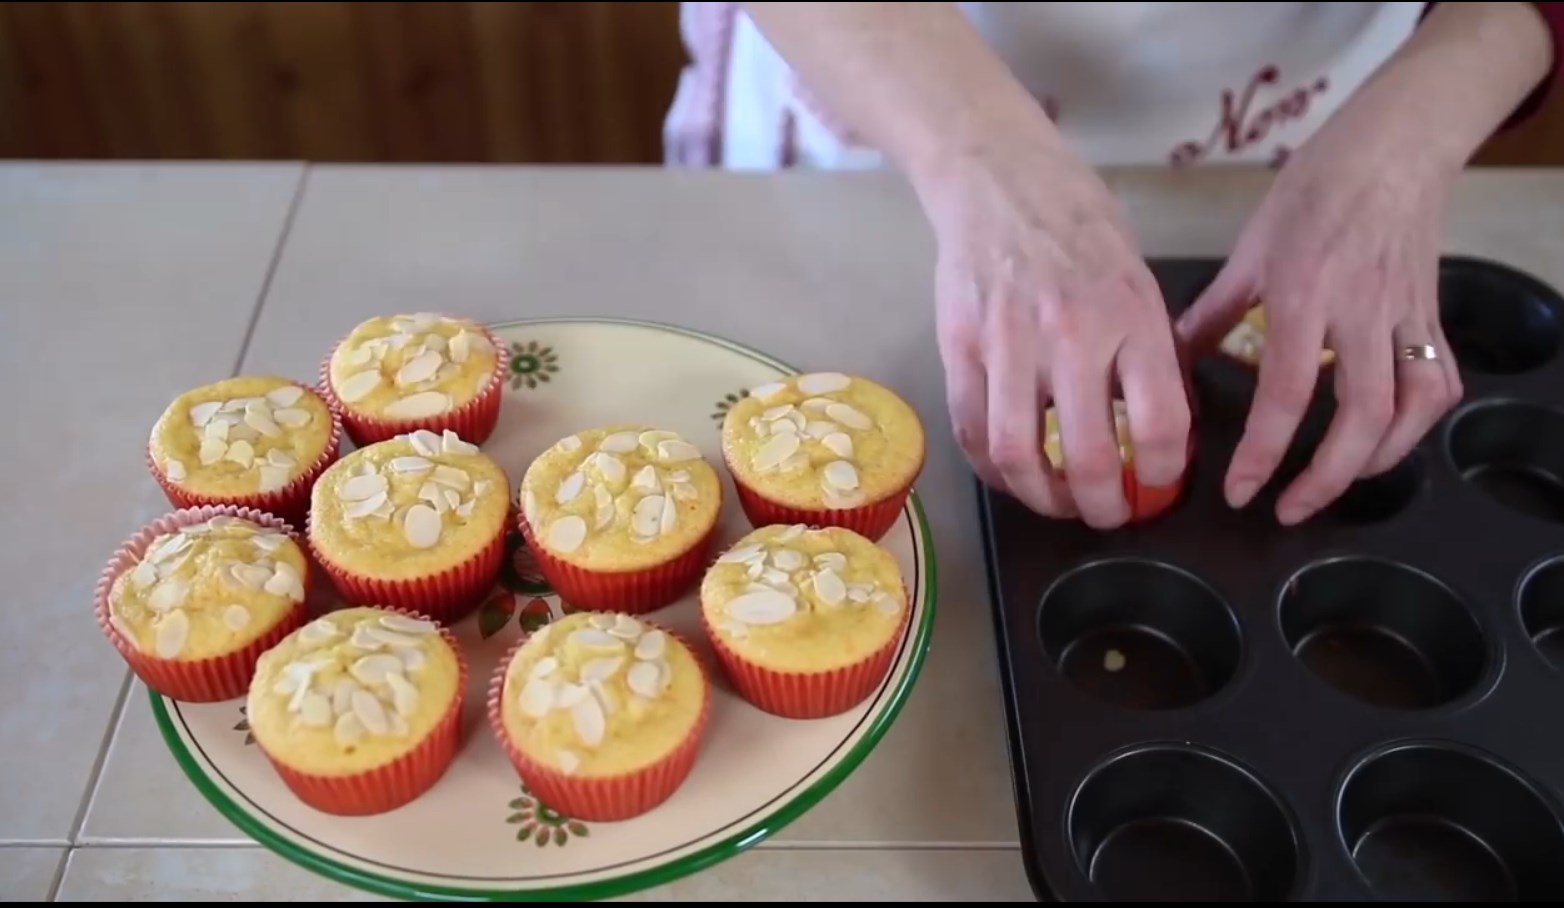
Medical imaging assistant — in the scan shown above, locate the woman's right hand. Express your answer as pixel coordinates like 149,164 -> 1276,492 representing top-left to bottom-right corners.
919,135 -> 1193,529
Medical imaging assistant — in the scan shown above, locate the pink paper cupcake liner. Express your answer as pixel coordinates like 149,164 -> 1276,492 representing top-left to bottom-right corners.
486,622 -> 713,822
147,382 -> 344,529
254,606 -> 468,816
95,505 -> 312,703
317,321 -> 511,448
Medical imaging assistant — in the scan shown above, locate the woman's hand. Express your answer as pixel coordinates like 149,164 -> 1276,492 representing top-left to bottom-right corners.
1174,140 -> 1462,525
1175,1 -> 1554,526
925,138 -> 1193,529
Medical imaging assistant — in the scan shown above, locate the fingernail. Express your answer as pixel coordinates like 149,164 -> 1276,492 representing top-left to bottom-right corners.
1228,478 -> 1258,508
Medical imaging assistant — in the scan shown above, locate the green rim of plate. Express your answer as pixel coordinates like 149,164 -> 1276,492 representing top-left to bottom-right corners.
150,315 -> 940,903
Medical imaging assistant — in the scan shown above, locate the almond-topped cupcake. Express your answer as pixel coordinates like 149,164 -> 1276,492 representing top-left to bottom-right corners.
246,606 -> 466,816
96,507 -> 311,702
307,429 -> 509,623
720,372 -> 924,542
488,612 -> 711,821
518,426 -> 723,614
1219,304 -> 1336,369
320,312 -> 509,446
147,376 -> 341,526
1042,400 -> 1192,523
700,524 -> 910,719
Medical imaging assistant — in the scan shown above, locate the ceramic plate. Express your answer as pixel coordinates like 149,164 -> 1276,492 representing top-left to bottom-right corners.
150,317 -> 938,902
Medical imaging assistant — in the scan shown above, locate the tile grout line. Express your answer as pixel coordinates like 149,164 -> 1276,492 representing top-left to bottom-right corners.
51,164 -> 314,902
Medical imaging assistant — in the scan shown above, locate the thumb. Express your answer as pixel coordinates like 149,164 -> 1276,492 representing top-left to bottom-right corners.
1174,255 -> 1259,358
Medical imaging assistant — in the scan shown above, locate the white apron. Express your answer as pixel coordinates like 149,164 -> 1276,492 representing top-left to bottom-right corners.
665,2 -> 1428,170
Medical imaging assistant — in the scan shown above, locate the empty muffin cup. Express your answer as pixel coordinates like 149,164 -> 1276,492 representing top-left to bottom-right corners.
1447,400 -> 1564,526
1279,557 -> 1488,710
1337,741 -> 1564,901
1438,257 -> 1564,375
1038,559 -> 1241,711
1068,744 -> 1302,902
1519,555 -> 1564,670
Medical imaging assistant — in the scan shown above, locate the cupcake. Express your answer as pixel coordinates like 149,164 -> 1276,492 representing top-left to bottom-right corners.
487,612 -> 711,821
147,375 -> 341,526
720,372 -> 924,542
245,606 -> 466,816
700,524 -> 910,719
96,506 -> 311,702
307,429 -> 510,623
1042,400 -> 1192,523
320,312 -> 509,447
517,426 -> 723,614
1219,304 -> 1336,369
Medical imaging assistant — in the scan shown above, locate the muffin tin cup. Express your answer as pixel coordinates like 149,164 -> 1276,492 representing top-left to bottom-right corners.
317,322 -> 511,448
95,505 -> 312,703
484,621 -> 714,822
253,606 -> 468,817
727,471 -> 917,544
146,381 -> 345,530
1447,399 -> 1564,526
700,596 -> 911,720
308,517 -> 506,626
516,512 -> 721,615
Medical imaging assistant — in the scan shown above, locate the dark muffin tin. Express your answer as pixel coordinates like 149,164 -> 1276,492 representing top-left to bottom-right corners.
977,255 -> 1564,902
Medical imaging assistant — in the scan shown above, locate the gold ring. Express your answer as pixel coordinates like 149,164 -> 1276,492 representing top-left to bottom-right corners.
1399,344 -> 1439,362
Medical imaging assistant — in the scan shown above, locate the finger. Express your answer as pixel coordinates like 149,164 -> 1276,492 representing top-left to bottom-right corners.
1225,307 -> 1327,509
1052,345 -> 1131,528
985,315 -> 1077,518
1117,324 -> 1194,488
1275,317 -> 1397,524
944,354 -> 1009,492
1174,254 -> 1260,356
1361,320 -> 1462,476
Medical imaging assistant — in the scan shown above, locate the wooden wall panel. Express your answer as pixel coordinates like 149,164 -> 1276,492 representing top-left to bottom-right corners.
0,1 -> 1558,167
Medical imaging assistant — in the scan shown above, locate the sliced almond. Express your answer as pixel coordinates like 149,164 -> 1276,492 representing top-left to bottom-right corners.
339,473 -> 389,502
814,568 -> 848,606
351,690 -> 390,735
771,548 -> 806,571
199,436 -> 228,466
815,552 -> 848,573
718,544 -> 763,564
848,583 -> 874,603
823,460 -> 860,492
244,404 -> 282,438
266,385 -> 305,408
519,676 -> 557,718
430,465 -> 471,490
148,579 -> 190,613
727,589 -> 798,626
748,381 -> 787,402
555,681 -> 590,710
350,653 -> 404,685
360,624 -> 423,649
384,391 -> 451,420
130,560 -> 159,590
571,628 -> 624,651
753,433 -> 800,472
440,430 -> 478,456
825,402 -> 873,430
389,456 -> 433,474
264,562 -> 305,600
630,465 -> 660,493
338,370 -> 383,404
822,432 -> 855,459
631,495 -> 664,539
189,401 -> 223,427
593,484 -> 614,531
571,695 -> 606,747
396,350 -> 443,387
344,490 -> 388,520
762,568 -> 790,586
408,429 -> 441,457
298,692 -> 333,727
155,609 -> 190,658
558,434 -> 582,453
165,459 -> 187,482
385,671 -> 420,717
529,656 -> 559,681
548,515 -> 587,554
609,614 -> 644,640
658,439 -> 701,463
224,439 -> 256,469
441,488 -> 460,511
448,330 -> 472,364
334,712 -> 365,746
381,614 -> 436,635
148,532 -> 192,564
593,453 -> 626,485
800,397 -> 834,411
273,407 -> 312,428
762,404 -> 796,422
404,505 -> 442,549
556,471 -> 586,505
804,420 -> 839,440
634,629 -> 667,661
626,661 -> 664,699
580,656 -> 624,684
598,431 -> 639,453
797,372 -> 851,395
299,619 -> 339,647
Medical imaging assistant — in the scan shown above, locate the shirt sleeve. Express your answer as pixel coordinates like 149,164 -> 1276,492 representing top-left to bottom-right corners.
1421,1 -> 1564,130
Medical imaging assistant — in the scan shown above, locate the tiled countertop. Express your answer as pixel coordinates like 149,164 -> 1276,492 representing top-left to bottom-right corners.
5,162 -> 1561,901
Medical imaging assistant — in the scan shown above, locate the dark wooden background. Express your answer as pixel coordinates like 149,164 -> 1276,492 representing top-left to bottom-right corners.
0,1 -> 1559,166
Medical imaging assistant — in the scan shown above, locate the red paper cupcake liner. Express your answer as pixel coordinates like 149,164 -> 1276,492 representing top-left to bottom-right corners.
485,622 -> 713,822
306,516 -> 506,625
702,597 -> 912,720
516,512 -> 720,615
1056,433 -> 1196,524
730,476 -> 914,543
146,383 -> 344,529
255,607 -> 468,816
95,505 -> 313,703
317,321 -> 511,448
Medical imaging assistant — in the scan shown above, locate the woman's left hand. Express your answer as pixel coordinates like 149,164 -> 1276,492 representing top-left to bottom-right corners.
1174,138 -> 1464,526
